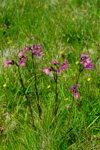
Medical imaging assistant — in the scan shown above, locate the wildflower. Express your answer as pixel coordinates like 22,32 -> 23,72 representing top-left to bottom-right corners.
5,59 -> 10,67
65,98 -> 68,101
72,18 -> 75,21
18,47 -> 28,66
60,51 -> 63,55
44,5 -> 48,8
29,43 -> 43,59
11,114 -> 14,118
3,84 -> 6,87
75,61 -> 79,65
70,84 -> 80,99
60,58 -> 69,71
44,59 -> 69,76
43,67 -> 50,75
19,59 -> 25,66
73,92 -> 80,99
7,40 -> 12,44
23,2 -> 25,6
18,51 -> 24,57
23,43 -> 28,52
7,7 -> 9,10
85,63 -> 95,70
57,69 -> 62,75
47,85 -> 51,88
80,53 -> 95,70
87,78 -> 91,81
12,46 -> 15,48
52,59 -> 60,65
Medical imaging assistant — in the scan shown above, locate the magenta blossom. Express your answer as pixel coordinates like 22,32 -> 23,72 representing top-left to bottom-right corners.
70,84 -> 80,99
44,59 -> 69,76
57,69 -> 62,75
18,51 -> 24,57
52,59 -> 60,65
84,63 -> 95,70
73,92 -> 80,99
23,43 -> 28,52
19,60 -> 25,66
60,58 -> 69,71
80,53 -> 95,70
29,43 -> 43,59
5,59 -> 10,67
18,55 -> 28,66
43,67 -> 50,75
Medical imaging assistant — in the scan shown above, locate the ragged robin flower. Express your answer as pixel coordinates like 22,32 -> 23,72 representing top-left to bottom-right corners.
44,59 -> 69,75
70,84 -> 80,99
80,54 -> 95,70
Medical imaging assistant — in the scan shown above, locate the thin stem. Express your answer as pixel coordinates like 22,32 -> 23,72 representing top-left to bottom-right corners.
76,65 -> 84,84
32,55 -> 42,118
67,96 -> 74,127
67,65 -> 84,131
17,65 -> 36,129
54,71 -> 58,115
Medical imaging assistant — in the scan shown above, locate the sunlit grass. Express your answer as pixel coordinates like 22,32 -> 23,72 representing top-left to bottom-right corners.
0,0 -> 100,149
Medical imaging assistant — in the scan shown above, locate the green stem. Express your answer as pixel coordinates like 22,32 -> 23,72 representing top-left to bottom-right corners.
32,55 -> 42,118
17,64 -> 36,129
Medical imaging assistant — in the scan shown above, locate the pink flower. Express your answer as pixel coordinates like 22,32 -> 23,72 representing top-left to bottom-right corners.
19,60 -> 25,66
29,43 -> 43,59
43,67 -> 50,75
73,92 -> 80,99
70,84 -> 80,99
85,63 -> 95,70
60,59 -> 69,71
23,43 -> 28,52
70,84 -> 79,92
5,59 -> 10,67
80,54 -> 95,70
18,55 -> 28,66
18,51 -> 24,57
52,59 -> 60,65
57,69 -> 62,75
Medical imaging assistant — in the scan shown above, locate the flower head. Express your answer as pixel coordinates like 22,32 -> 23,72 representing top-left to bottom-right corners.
43,67 -> 50,75
18,51 -> 24,57
65,98 -> 68,101
57,69 -> 62,75
87,78 -> 91,81
19,60 -> 25,66
47,85 -> 51,88
3,84 -> 6,87
75,61 -> 79,65
23,43 -> 28,52
60,58 -> 69,71
80,54 -> 95,70
70,84 -> 80,99
44,59 -> 69,76
5,59 -> 10,67
52,59 -> 60,65
7,40 -> 12,44
29,43 -> 43,58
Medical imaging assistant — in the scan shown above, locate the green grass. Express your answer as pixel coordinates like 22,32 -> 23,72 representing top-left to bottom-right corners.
0,0 -> 100,149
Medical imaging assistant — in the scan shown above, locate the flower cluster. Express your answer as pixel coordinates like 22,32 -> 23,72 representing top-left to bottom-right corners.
28,43 -> 43,59
43,59 -> 69,75
80,54 -> 95,70
5,60 -> 14,67
5,59 -> 10,67
70,84 -> 80,99
5,43 -> 43,67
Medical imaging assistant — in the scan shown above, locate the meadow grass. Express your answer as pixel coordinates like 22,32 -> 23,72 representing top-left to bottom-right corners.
0,0 -> 100,149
